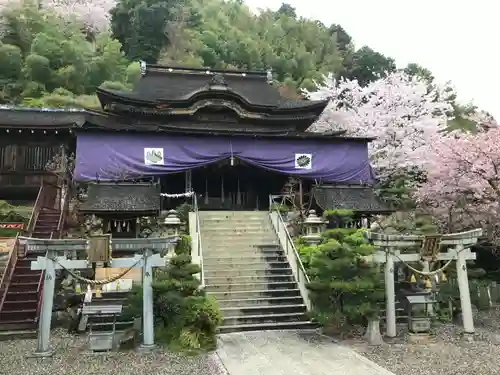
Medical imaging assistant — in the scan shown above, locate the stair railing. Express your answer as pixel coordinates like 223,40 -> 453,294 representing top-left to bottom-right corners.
0,234 -> 20,316
193,193 -> 205,288
268,195 -> 311,311
25,183 -> 46,240
53,183 -> 69,239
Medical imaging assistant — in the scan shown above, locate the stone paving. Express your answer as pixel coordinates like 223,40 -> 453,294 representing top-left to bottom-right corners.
216,330 -> 395,375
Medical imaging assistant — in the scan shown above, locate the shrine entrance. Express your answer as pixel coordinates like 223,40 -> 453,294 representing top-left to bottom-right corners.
160,159 -> 291,210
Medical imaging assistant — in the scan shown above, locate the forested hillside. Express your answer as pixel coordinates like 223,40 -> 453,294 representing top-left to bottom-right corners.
0,0 -> 493,127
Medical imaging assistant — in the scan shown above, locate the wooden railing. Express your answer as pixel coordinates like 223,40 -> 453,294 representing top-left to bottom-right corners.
0,234 -> 20,315
54,184 -> 69,239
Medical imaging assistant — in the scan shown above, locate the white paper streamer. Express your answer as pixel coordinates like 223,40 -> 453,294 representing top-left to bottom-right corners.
160,192 -> 194,198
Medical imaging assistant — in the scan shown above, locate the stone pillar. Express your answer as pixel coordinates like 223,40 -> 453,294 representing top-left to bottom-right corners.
385,251 -> 397,338
456,245 -> 474,334
141,249 -> 155,350
34,254 -> 56,357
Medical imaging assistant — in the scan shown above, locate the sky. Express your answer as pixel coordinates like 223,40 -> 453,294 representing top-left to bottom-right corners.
245,0 -> 500,120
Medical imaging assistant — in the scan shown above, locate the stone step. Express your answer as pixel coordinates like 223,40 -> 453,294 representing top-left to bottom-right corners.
201,219 -> 270,225
202,247 -> 283,257
204,267 -> 293,278
203,255 -> 286,266
203,261 -> 290,271
206,281 -> 297,293
201,227 -> 274,233
205,275 -> 294,285
218,320 -> 317,334
220,304 -> 307,317
209,288 -> 302,300
216,296 -> 305,308
202,231 -> 276,238
221,312 -> 307,327
203,238 -> 278,246
201,213 -> 268,217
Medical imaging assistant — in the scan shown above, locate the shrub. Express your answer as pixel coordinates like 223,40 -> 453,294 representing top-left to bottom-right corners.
124,234 -> 223,352
304,211 -> 384,334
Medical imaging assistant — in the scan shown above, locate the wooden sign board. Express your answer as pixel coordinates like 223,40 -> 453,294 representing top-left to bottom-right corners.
88,234 -> 111,263
0,223 -> 24,230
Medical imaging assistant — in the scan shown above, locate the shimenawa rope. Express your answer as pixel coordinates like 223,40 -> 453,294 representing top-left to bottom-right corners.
49,256 -> 143,285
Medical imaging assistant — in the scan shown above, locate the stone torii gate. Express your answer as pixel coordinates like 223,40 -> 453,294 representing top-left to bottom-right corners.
25,236 -> 178,357
365,229 -> 482,338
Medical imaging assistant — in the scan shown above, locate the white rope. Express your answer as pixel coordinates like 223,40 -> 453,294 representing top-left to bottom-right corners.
160,192 -> 194,198
386,246 -> 469,276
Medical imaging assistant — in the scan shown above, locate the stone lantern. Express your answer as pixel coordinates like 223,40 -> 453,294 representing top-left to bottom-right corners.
302,210 -> 326,245
405,294 -> 437,334
163,209 -> 182,236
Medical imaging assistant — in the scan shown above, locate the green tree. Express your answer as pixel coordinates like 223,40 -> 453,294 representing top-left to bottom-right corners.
346,46 -> 396,86
124,235 -> 222,351
303,211 -> 384,334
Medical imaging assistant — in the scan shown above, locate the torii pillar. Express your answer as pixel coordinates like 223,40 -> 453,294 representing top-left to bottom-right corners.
26,237 -> 177,357
365,229 -> 482,338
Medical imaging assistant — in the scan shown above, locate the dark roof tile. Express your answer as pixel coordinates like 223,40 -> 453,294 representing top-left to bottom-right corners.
80,183 -> 160,213
312,185 -> 393,213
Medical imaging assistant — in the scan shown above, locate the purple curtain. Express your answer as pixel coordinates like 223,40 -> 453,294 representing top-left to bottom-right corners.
74,133 -> 375,183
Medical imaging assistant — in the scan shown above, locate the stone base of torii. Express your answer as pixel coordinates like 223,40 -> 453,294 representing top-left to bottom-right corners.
23,236 -> 178,358
365,229 -> 482,338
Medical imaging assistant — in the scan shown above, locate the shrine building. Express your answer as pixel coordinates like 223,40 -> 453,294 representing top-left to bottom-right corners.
0,64 -> 387,222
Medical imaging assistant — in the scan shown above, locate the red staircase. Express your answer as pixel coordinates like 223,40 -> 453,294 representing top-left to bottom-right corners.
0,180 -> 67,333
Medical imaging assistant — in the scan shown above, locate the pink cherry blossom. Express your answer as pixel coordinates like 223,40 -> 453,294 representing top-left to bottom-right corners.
0,0 -> 114,32
416,127 -> 500,235
416,127 -> 500,236
304,72 -> 454,182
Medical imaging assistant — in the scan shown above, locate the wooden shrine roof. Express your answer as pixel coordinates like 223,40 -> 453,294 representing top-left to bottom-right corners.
0,107 -> 85,128
109,64 -> 328,109
312,185 -> 393,213
80,183 -> 160,214
95,64 -> 330,131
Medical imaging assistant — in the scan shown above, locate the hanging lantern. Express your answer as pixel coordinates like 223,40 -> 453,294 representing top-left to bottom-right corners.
75,282 -> 82,294
441,272 -> 447,282
424,278 -> 432,290
410,274 -> 417,283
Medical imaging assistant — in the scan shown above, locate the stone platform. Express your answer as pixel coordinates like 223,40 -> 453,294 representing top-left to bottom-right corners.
216,330 -> 394,375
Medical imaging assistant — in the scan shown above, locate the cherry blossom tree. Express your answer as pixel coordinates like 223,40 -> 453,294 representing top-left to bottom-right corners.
304,72 -> 454,182
416,127 -> 500,238
0,0 -> 114,32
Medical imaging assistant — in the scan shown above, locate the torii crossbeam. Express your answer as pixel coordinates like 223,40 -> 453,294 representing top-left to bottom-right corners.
24,236 -> 178,357
365,229 -> 482,338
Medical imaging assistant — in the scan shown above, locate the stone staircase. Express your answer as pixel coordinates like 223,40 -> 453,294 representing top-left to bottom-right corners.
200,211 -> 315,333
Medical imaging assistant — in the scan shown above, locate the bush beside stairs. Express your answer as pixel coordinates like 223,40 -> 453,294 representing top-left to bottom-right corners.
200,211 -> 315,333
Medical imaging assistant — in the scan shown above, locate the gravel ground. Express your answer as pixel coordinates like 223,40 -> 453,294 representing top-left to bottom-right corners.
0,330 -> 228,375
350,308 -> 500,375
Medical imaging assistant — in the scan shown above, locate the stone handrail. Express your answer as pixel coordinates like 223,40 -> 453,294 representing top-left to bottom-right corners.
189,194 -> 204,287
365,229 -> 483,248
269,210 -> 311,311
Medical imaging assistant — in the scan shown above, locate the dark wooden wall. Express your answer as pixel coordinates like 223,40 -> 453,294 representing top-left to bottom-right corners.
0,134 -> 72,199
